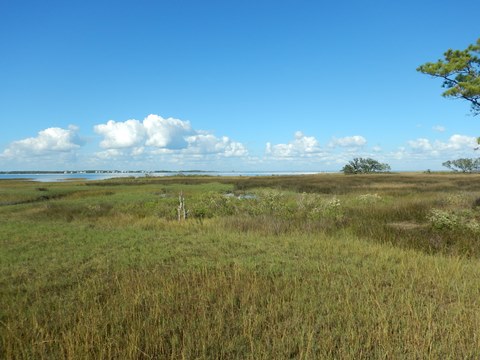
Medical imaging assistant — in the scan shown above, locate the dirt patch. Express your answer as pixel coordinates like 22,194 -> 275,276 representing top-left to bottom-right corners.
387,222 -> 428,231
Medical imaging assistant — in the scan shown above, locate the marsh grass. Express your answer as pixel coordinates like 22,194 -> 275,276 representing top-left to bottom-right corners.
3,173 -> 480,358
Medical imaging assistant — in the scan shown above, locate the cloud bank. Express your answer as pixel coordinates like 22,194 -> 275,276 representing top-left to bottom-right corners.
1,115 -> 477,172
403,134 -> 477,157
266,132 -> 368,160
93,114 -> 248,161
2,125 -> 82,158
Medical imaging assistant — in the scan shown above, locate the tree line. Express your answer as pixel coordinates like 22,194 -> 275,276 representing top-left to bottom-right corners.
341,157 -> 480,174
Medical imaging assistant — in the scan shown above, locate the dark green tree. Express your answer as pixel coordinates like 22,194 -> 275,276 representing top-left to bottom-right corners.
442,158 -> 480,173
342,158 -> 390,174
417,38 -> 480,115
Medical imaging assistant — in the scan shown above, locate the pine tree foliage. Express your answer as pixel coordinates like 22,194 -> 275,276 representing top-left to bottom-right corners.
417,38 -> 480,115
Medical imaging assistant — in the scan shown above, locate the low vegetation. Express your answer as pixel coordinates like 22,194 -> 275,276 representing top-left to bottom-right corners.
2,173 -> 480,358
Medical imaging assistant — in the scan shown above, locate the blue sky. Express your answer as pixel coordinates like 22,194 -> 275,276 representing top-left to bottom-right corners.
0,0 -> 478,171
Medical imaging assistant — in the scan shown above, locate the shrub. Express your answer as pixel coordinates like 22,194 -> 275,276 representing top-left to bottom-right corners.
191,192 -> 236,219
427,209 -> 459,230
427,208 -> 480,233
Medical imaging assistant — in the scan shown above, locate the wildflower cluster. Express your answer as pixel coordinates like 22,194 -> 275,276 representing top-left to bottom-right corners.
428,208 -> 480,233
427,209 -> 460,230
322,197 -> 343,219
297,193 -> 343,221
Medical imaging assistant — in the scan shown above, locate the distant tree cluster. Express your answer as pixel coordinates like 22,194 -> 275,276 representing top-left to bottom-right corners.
341,158 -> 390,175
442,158 -> 480,173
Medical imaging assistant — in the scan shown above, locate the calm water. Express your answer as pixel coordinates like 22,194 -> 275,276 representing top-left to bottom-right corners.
0,171 -> 322,182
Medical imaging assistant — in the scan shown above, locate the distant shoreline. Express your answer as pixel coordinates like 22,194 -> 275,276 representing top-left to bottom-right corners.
0,170 -> 210,175
0,170 -> 327,182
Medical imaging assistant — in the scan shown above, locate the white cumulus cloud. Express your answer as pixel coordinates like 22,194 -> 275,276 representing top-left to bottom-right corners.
186,134 -> 248,157
442,134 -> 477,150
93,114 -> 248,160
94,119 -> 145,149
408,134 -> 476,153
2,125 -> 82,157
266,131 -> 320,158
143,114 -> 193,149
408,138 -> 433,151
94,115 -> 194,150
391,134 -> 478,162
329,135 -> 367,147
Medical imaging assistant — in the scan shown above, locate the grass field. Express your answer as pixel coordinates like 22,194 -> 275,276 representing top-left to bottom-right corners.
2,173 -> 480,358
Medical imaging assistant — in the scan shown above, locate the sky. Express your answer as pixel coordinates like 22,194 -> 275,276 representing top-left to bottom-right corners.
0,0 -> 479,171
